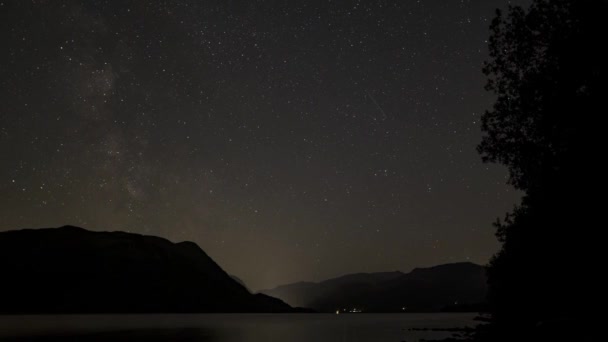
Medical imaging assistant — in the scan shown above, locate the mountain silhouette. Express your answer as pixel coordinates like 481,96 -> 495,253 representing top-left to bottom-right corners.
230,274 -> 250,292
0,226 -> 294,313
260,262 -> 487,312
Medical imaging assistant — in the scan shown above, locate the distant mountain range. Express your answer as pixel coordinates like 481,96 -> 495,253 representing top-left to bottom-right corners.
0,226 -> 487,314
0,226 -> 297,314
259,262 -> 487,312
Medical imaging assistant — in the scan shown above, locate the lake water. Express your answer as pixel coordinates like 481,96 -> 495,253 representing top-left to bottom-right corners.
0,313 -> 478,341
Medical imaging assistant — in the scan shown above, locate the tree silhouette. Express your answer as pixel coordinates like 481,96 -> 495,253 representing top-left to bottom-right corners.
478,0 -> 605,339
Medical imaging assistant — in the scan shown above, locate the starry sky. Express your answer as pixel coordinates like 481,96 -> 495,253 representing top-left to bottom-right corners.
0,0 -> 528,291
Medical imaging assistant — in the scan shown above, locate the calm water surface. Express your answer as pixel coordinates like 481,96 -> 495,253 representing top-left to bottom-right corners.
0,313 -> 478,341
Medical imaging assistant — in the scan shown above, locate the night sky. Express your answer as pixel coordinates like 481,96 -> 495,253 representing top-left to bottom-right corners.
1,0 -> 528,291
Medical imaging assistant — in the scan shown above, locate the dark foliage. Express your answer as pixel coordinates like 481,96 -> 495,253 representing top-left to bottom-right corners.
478,0 -> 605,340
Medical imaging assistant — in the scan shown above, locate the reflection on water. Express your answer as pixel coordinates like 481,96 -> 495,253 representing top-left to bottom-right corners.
0,313 -> 477,342
0,328 -> 213,342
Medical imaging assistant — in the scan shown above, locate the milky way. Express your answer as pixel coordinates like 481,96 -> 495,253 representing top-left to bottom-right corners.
0,0 -> 528,290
